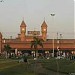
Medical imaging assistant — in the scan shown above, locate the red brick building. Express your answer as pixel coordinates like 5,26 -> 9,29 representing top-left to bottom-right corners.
0,20 -> 75,56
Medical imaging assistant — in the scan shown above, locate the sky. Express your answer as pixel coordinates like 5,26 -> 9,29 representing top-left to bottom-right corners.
74,0 -> 75,38
0,0 -> 74,39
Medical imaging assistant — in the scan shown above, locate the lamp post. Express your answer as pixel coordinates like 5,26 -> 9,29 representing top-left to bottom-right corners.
57,32 -> 59,57
57,33 -> 63,57
60,34 -> 62,56
51,13 -> 55,57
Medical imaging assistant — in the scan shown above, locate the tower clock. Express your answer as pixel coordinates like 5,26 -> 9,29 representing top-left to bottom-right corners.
41,20 -> 47,41
20,20 -> 26,41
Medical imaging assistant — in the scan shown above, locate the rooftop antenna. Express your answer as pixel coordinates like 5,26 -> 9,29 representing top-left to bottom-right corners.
60,34 -> 63,39
57,32 -> 58,39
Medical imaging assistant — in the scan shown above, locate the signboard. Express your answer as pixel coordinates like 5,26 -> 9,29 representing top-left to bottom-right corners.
28,31 -> 40,35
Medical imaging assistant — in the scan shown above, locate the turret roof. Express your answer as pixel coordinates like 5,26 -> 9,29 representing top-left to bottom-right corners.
41,20 -> 47,27
20,20 -> 26,27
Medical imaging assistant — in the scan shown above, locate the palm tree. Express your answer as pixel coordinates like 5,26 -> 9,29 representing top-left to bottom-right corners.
31,37 -> 44,58
4,44 -> 11,58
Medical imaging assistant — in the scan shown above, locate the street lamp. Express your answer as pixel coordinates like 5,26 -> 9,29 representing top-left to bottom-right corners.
51,13 -> 55,57
51,14 -> 55,16
57,33 -> 63,57
60,34 -> 63,56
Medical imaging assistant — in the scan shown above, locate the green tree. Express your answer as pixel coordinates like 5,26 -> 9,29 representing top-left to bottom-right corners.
31,37 -> 44,58
4,44 -> 11,58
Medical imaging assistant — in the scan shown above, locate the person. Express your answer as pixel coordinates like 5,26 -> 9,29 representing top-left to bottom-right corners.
24,57 -> 27,62
23,55 -> 28,63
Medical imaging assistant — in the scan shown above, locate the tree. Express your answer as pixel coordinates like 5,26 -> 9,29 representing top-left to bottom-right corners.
4,44 -> 11,58
31,37 -> 44,58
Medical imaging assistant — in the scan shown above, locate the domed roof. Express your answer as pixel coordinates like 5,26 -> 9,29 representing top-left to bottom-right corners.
41,20 -> 47,27
20,20 -> 26,27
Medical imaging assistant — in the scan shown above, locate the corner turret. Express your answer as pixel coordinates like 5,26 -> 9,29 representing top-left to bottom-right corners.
41,20 -> 47,41
20,20 -> 26,41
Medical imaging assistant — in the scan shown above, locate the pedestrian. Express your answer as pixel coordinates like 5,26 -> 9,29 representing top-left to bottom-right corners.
24,57 -> 27,62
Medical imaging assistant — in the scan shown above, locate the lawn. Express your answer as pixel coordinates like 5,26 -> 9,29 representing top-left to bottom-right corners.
0,59 -> 45,75
41,58 -> 75,74
0,58 -> 75,75
0,59 -> 34,75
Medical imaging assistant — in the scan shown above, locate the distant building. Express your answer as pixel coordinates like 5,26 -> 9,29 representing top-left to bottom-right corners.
0,20 -> 75,57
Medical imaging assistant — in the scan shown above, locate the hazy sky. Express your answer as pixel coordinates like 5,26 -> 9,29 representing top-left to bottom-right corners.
0,0 -> 74,39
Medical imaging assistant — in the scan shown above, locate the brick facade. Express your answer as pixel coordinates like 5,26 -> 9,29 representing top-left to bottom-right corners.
0,20 -> 75,55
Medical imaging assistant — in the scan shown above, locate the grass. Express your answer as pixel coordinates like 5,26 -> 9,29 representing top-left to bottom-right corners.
0,59 -> 43,75
0,58 -> 75,75
0,59 -> 19,71
0,63 -> 34,75
41,58 -> 75,74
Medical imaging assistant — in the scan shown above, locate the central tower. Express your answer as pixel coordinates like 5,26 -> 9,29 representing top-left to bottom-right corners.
20,20 -> 26,41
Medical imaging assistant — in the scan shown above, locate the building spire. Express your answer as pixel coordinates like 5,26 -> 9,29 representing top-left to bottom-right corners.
23,17 -> 24,21
20,18 -> 26,27
41,18 -> 47,27
44,17 -> 45,21
57,32 -> 58,39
